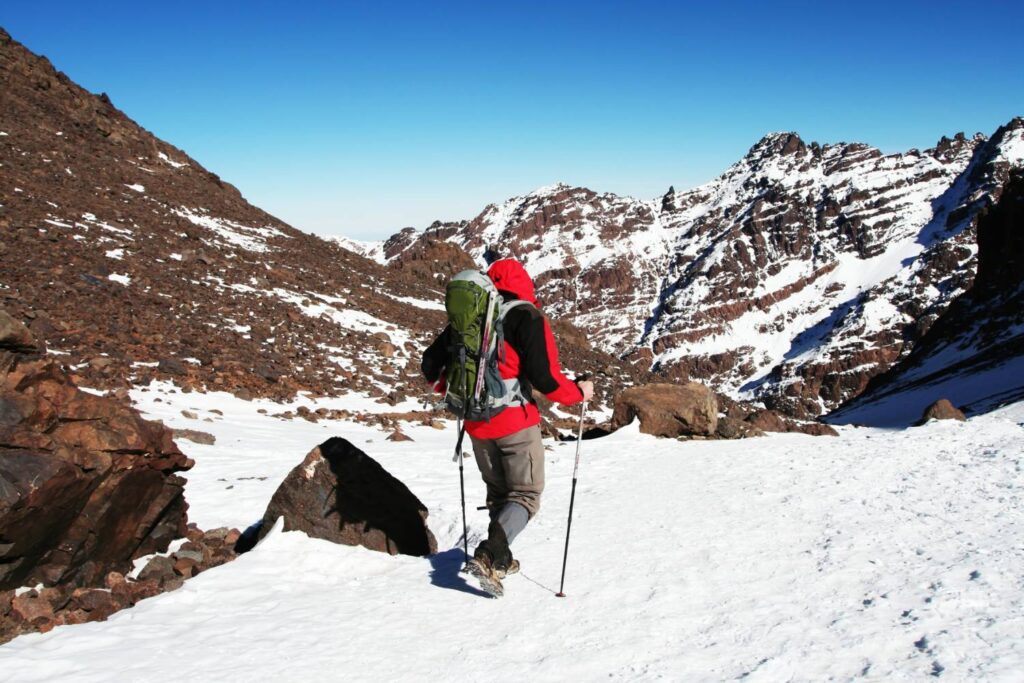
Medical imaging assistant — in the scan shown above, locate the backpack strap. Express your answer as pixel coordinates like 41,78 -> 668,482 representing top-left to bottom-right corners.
495,299 -> 535,364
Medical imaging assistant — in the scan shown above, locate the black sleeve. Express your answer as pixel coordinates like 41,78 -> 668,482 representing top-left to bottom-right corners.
506,307 -> 561,394
421,326 -> 451,383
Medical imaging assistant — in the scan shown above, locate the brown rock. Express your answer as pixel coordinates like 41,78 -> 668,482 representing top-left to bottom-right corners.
257,437 -> 437,557
716,416 -> 764,439
0,356 -> 191,591
918,398 -> 967,424
0,310 -> 37,352
746,409 -> 789,433
69,588 -> 118,620
137,555 -> 176,584
173,428 -> 216,445
746,409 -> 838,436
173,556 -> 198,578
104,571 -> 127,590
11,591 -> 54,627
386,430 -> 413,442
0,590 -> 13,617
126,578 -> 162,603
157,358 -> 188,376
610,382 -> 718,438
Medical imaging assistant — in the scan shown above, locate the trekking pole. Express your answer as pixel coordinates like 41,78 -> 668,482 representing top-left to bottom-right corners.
556,400 -> 587,598
454,418 -> 470,567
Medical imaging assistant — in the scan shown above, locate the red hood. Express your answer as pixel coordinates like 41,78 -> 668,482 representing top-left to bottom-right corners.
487,259 -> 539,306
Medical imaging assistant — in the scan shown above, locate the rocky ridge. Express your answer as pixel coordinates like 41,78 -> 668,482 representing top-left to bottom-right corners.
385,120 -> 1024,418
0,27 -> 637,416
831,168 -> 1024,424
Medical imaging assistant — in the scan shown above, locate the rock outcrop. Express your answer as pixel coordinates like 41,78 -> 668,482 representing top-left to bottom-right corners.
0,311 -> 193,591
611,382 -> 718,438
258,437 -> 437,556
0,524 -> 240,643
831,169 -> 1024,426
388,120 -> 1024,419
917,399 -> 967,424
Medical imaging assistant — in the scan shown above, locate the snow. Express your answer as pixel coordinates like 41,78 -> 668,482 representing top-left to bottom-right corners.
104,249 -> 124,260
389,294 -> 445,311
172,207 -> 287,253
330,236 -> 386,264
124,184 -> 145,193
2,383 -> 1023,680
107,273 -> 130,286
157,152 -> 188,169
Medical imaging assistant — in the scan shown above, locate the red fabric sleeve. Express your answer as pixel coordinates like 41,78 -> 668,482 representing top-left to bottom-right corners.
537,318 -> 585,405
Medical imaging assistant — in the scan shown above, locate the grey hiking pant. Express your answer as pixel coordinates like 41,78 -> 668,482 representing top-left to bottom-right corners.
470,424 -> 545,538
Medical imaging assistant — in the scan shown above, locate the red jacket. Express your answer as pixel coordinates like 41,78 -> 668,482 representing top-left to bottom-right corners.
422,259 -> 584,439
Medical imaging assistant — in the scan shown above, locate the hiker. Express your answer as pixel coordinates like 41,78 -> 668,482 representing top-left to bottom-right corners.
422,258 -> 594,588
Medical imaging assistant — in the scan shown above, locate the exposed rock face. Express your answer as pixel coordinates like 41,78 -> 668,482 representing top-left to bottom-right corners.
744,409 -> 839,437
918,399 -> 967,424
832,169 -> 1024,426
611,382 -> 718,438
0,311 -> 192,591
259,438 -> 437,556
388,120 -> 1024,419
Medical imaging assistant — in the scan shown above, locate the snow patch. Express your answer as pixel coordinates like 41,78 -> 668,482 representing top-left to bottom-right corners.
172,207 -> 287,253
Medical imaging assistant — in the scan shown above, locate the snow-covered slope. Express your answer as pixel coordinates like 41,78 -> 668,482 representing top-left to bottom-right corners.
328,235 -> 387,264
389,120 -> 1024,418
831,169 -> 1024,426
2,385 -> 1023,680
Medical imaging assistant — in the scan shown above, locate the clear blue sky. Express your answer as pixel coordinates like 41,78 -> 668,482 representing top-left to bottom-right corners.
3,1 -> 1022,239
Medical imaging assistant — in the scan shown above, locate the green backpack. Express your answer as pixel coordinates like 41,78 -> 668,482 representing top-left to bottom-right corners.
444,270 -> 531,421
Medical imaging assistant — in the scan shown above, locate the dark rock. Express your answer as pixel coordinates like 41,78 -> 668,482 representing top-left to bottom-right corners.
137,555 -> 176,584
716,416 -> 764,439
0,311 -> 37,353
746,409 -> 788,433
157,358 -> 188,376
0,356 -> 191,591
126,578 -> 162,603
610,382 -> 718,438
257,437 -> 437,557
69,588 -> 118,620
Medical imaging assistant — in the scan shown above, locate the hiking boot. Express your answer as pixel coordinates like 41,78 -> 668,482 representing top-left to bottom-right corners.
495,558 -> 520,579
466,548 -> 504,597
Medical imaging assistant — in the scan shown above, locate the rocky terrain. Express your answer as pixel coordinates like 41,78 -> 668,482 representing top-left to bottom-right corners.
384,119 -> 1024,418
0,27 -> 638,416
831,168 -> 1024,425
0,310 -> 240,642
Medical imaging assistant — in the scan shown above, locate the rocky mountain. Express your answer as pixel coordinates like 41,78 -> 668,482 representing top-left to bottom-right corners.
831,168 -> 1024,426
0,27 -> 636,415
385,119 -> 1024,417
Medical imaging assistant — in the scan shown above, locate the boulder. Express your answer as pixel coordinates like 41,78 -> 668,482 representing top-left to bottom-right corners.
258,437 -> 437,557
917,398 -> 967,424
0,347 -> 192,591
0,311 -> 38,353
611,382 -> 718,438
